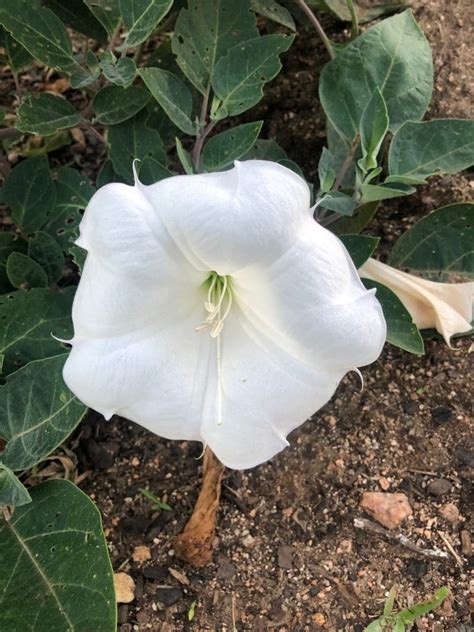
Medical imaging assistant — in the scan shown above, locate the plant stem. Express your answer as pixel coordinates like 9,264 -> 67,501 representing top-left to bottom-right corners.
346,0 -> 359,38
192,86 -> 216,172
293,0 -> 335,60
173,447 -> 225,566
332,133 -> 360,191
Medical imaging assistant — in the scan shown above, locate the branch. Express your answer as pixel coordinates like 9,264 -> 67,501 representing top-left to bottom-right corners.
293,0 -> 335,60
332,133 -> 360,191
192,86 -> 215,172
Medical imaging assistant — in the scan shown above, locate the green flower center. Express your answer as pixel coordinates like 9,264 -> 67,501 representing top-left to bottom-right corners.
196,272 -> 233,337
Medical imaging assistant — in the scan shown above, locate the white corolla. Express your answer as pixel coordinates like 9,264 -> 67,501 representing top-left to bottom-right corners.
63,160 -> 386,469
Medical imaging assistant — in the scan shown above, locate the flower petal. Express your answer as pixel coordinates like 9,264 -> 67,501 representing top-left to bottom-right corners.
232,218 -> 386,371
77,181 -> 203,286
200,308 -> 345,469
143,160 -> 311,274
359,257 -> 474,345
63,307 -> 208,441
72,254 -> 203,340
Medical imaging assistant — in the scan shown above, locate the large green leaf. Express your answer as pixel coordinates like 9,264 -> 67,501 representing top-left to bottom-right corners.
240,138 -> 287,161
319,10 -> 432,142
84,0 -> 121,36
0,233 -> 27,294
3,157 -> 56,233
363,279 -> 424,354
6,252 -> 48,290
139,67 -> 197,135
108,110 -> 170,184
0,288 -> 74,375
0,479 -> 116,631
359,88 -> 388,172
28,232 -> 65,284
3,30 -> 32,72
388,119 -> 474,180
250,0 -> 295,30
0,0 -> 83,75
44,0 -> 108,42
0,355 -> 86,471
202,121 -> 263,171
172,0 -> 258,95
212,34 -> 294,119
339,234 -> 379,268
44,167 -> 95,250
119,0 -> 173,48
0,465 -> 31,507
93,85 -> 150,124
388,203 -> 474,281
16,93 -> 81,136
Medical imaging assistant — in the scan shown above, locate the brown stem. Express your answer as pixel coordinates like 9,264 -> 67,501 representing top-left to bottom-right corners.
293,0 -> 335,60
173,447 -> 225,566
332,133 -> 360,191
192,86 -> 216,172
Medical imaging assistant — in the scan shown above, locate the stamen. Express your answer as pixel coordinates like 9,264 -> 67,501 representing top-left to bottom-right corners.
195,272 -> 233,428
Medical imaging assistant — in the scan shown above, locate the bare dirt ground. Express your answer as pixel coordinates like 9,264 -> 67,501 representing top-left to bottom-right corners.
2,0 -> 471,630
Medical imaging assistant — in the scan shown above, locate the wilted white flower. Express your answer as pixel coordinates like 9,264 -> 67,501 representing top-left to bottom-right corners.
63,161 -> 386,469
360,257 -> 474,346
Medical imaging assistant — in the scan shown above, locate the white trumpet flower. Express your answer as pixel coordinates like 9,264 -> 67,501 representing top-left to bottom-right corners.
63,161 -> 386,469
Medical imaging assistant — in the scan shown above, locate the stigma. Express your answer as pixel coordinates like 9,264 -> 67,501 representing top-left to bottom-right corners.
195,272 -> 233,337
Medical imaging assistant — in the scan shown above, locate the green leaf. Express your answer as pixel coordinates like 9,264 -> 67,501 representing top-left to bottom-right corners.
3,156 -> 56,233
99,51 -> 137,87
318,147 -> 336,192
359,88 -> 388,172
319,10 -> 432,141
44,167 -> 95,250
28,232 -> 65,284
383,586 -> 397,617
363,279 -> 424,354
172,0 -> 258,95
384,174 -> 427,186
339,234 -> 380,268
277,158 -> 305,179
6,252 -> 48,289
68,244 -> 87,272
96,159 -> 125,187
93,85 -> 150,125
0,479 -> 116,630
175,138 -> 194,174
0,465 -> 31,507
44,0 -> 108,43
119,0 -> 173,48
16,93 -> 81,136
202,121 -> 263,171
319,191 -> 356,215
139,67 -> 197,135
0,233 -> 27,294
360,182 -> 415,203
240,138 -> 287,161
84,0 -> 121,36
108,110 -> 170,184
398,587 -> 449,623
329,201 -> 379,235
213,34 -> 294,119
3,30 -> 32,73
388,203 -> 474,281
0,287 -> 74,375
0,0 -> 83,75
388,119 -> 474,180
0,355 -> 86,471
322,0 -> 407,24
250,0 -> 296,30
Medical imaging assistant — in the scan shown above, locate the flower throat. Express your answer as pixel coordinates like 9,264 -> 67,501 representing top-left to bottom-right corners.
195,272 -> 233,427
